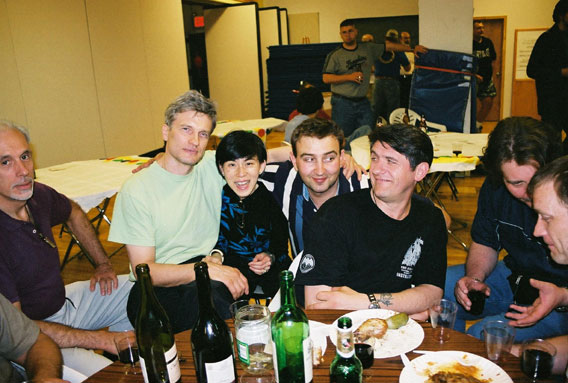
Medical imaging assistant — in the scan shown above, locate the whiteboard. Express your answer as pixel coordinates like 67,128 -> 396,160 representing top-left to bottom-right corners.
514,29 -> 545,80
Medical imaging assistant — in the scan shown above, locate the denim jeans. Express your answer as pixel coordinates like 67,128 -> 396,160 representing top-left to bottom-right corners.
331,95 -> 375,137
444,262 -> 568,341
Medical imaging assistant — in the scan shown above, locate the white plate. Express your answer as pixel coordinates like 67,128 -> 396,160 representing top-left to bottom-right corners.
399,351 -> 513,383
330,309 -> 424,359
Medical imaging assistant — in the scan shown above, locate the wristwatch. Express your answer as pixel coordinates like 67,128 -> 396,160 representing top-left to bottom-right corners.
367,293 -> 380,309
266,252 -> 276,264
555,287 -> 568,312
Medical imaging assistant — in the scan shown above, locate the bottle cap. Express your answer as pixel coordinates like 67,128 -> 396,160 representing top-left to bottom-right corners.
280,270 -> 294,281
337,316 -> 352,330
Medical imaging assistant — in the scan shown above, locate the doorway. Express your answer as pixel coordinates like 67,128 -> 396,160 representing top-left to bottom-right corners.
474,16 -> 506,122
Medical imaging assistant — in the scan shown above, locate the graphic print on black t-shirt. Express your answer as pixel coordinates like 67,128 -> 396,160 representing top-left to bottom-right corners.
396,237 -> 423,279
347,56 -> 366,71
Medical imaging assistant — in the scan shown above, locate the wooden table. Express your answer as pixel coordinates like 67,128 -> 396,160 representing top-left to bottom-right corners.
85,309 -> 550,382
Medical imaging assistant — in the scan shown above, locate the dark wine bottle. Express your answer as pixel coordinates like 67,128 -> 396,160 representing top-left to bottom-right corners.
271,270 -> 313,383
191,262 -> 237,383
135,263 -> 181,383
330,317 -> 362,383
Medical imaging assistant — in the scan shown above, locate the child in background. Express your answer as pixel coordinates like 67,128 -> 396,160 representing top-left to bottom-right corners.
209,131 -> 290,297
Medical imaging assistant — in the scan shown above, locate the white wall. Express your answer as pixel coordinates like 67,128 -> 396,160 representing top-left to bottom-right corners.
263,0 -> 418,43
0,0 -> 189,167
262,0 -> 558,118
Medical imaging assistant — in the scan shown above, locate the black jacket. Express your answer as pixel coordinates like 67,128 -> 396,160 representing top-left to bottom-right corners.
527,24 -> 568,115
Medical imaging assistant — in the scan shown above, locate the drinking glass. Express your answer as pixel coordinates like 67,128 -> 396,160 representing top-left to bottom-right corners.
482,320 -> 515,362
355,343 -> 374,369
235,304 -> 273,373
114,332 -> 139,375
428,299 -> 458,342
230,299 -> 250,319
239,370 -> 276,383
521,339 -> 556,382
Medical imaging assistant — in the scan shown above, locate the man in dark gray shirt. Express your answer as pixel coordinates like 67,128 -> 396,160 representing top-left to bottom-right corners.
323,19 -> 426,138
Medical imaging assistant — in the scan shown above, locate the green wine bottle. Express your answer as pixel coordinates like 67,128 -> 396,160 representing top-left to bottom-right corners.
271,270 -> 313,383
330,317 -> 362,383
135,263 -> 181,383
191,262 -> 237,383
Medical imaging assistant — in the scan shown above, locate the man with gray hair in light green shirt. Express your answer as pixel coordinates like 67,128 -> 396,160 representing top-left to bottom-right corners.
109,90 -> 249,333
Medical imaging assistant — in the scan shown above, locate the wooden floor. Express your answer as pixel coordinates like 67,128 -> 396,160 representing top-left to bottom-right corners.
56,130 -> 487,285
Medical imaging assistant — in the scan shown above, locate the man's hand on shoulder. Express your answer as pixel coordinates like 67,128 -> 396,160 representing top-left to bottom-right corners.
132,153 -> 163,173
207,263 -> 249,299
89,263 -> 119,295
341,153 -> 367,180
307,286 -> 368,310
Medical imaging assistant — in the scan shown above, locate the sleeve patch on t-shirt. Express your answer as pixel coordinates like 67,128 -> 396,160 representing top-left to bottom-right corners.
396,237 -> 423,279
299,253 -> 315,273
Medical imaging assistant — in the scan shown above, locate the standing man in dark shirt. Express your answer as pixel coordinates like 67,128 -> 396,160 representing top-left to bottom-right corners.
373,29 -> 411,124
473,20 -> 497,125
399,31 -> 415,109
527,0 -> 568,153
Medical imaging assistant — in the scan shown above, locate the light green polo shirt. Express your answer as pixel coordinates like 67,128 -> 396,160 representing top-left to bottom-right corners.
109,151 -> 225,278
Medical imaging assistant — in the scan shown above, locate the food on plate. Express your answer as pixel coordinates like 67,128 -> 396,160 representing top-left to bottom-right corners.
424,360 -> 490,383
353,312 -> 410,343
426,371 -> 488,383
385,312 -> 409,329
353,318 -> 388,343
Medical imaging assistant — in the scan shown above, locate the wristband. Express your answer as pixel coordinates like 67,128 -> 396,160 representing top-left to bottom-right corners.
208,249 -> 224,264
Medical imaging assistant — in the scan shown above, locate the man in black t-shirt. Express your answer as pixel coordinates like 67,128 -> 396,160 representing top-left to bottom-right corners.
294,124 -> 447,315
473,20 -> 497,125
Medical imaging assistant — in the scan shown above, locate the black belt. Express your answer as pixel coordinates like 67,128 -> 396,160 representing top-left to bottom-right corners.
332,93 -> 367,102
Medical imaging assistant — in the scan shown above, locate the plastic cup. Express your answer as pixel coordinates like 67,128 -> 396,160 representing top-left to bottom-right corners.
429,299 -> 458,342
482,320 -> 515,361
